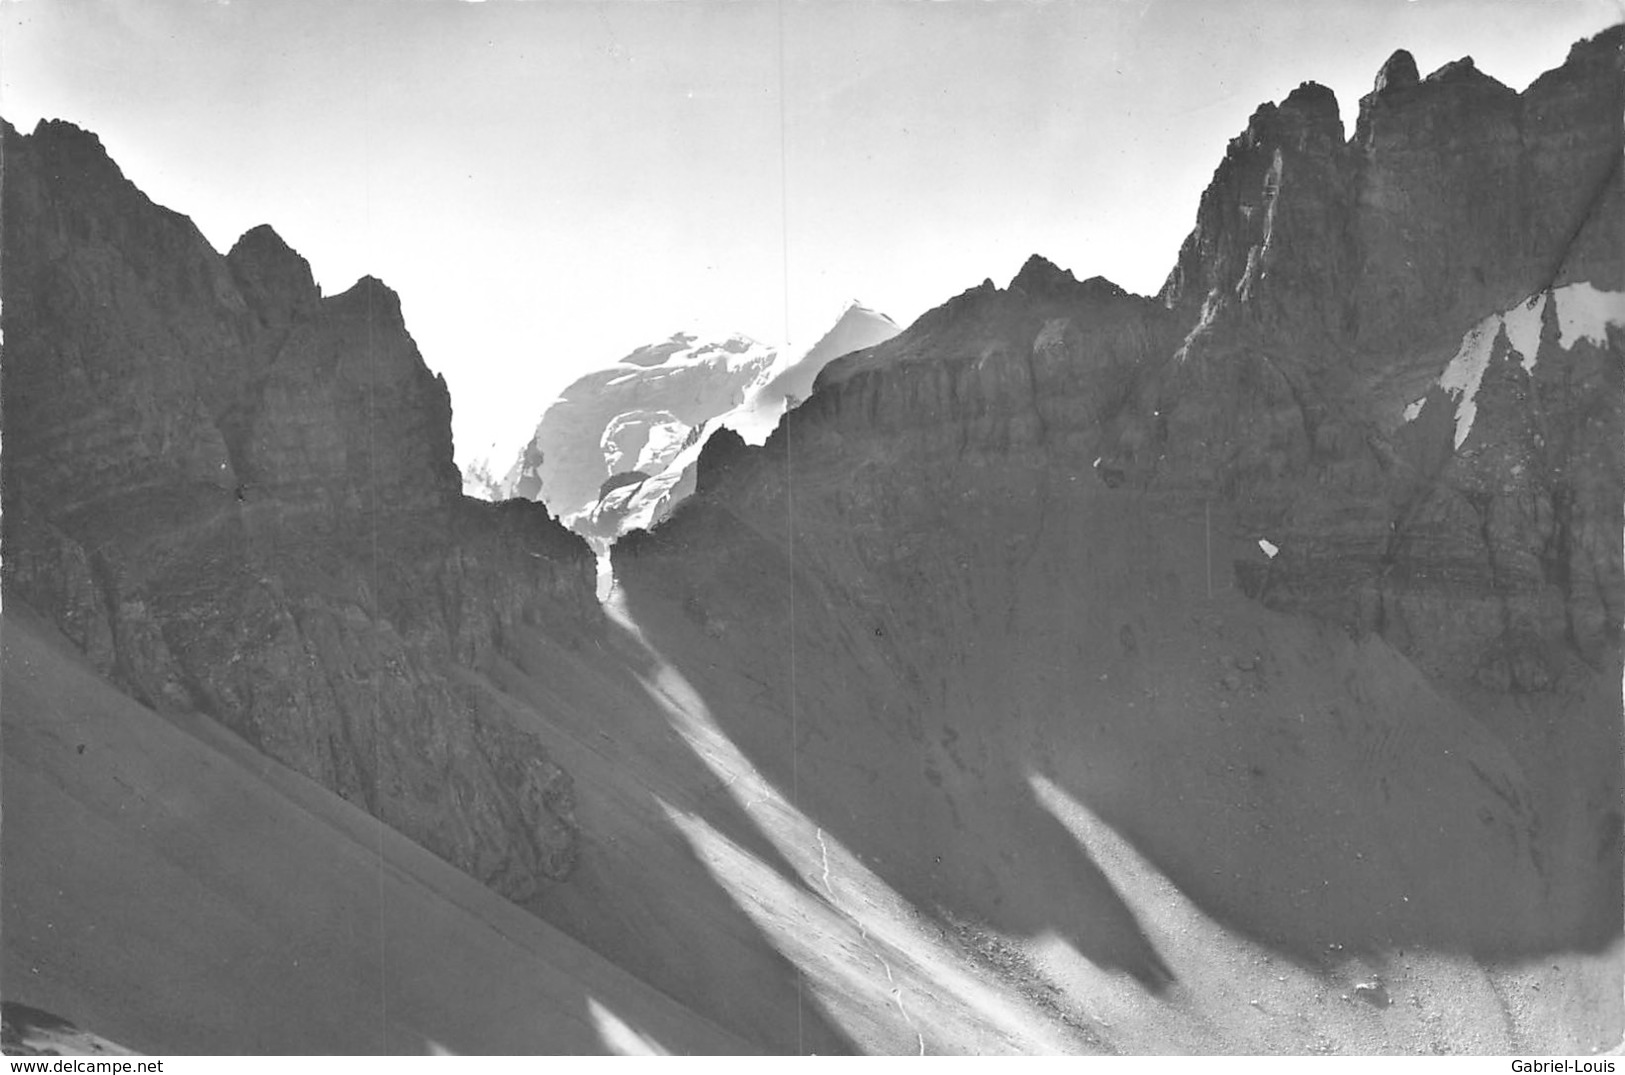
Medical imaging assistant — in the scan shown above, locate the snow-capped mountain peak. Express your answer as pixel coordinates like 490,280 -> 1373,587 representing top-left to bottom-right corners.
476,304 -> 901,537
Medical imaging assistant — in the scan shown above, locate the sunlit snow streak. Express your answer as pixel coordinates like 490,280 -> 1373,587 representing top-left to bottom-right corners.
602,586 -> 1077,1054
593,543 -> 615,603
1025,772 -> 1334,1049
815,827 -> 835,899
1029,773 -> 1254,964
1023,773 -> 1535,1053
586,998 -> 670,1056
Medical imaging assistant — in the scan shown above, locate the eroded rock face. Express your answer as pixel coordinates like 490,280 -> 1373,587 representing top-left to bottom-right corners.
1136,28 -> 1625,686
1,117 -> 593,901
608,31 -> 1623,1051
623,14 -> 1623,964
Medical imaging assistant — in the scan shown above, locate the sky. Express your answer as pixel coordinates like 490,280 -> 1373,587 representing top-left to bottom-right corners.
3,0 -> 1621,469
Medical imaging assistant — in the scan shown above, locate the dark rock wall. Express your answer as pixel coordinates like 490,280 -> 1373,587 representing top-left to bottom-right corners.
1167,31 -> 1623,687
650,28 -> 1624,706
2,118 -> 595,902
611,33 -> 1624,1010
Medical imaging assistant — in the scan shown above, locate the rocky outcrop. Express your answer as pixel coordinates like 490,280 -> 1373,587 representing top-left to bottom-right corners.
839,34 -> 1610,695
1132,27 -> 1625,686
807,257 -> 1181,460
1,117 -> 595,902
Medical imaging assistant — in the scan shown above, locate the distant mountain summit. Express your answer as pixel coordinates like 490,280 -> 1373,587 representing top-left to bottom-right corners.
756,303 -> 901,422
485,304 -> 899,539
488,331 -> 778,527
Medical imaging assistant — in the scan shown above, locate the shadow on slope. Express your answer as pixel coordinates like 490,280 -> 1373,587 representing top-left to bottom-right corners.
0,601 -> 754,1056
584,572 -> 1106,1053
613,497 -> 1183,994
452,601 -> 860,1054
613,459 -> 1622,1052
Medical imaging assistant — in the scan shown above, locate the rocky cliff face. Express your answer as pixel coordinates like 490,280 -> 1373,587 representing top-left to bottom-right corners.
1133,28 -> 1625,689
645,23 -> 1625,778
1,118 -> 596,902
613,29 -> 1623,1051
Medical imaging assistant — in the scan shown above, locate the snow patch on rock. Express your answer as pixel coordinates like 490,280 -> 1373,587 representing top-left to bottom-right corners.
1555,282 -> 1625,351
1503,292 -> 1547,373
1431,283 -> 1623,448
634,418 -> 693,475
1438,316 -> 1498,450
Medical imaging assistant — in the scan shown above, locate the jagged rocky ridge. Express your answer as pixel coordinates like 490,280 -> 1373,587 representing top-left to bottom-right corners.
659,29 -> 1625,694
1142,35 -> 1625,687
614,26 -> 1624,1024
1,119 -> 597,901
